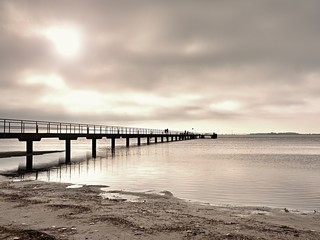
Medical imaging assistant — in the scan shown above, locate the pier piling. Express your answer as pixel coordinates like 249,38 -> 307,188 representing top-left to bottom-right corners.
111,138 -> 115,149
65,139 -> 71,163
26,140 -> 33,171
92,138 -> 97,158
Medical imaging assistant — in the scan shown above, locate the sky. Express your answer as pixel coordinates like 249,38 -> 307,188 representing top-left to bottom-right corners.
1,0 -> 320,134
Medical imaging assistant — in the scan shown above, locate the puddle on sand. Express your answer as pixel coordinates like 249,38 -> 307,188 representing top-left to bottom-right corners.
100,189 -> 174,202
66,184 -> 84,189
100,192 -> 144,202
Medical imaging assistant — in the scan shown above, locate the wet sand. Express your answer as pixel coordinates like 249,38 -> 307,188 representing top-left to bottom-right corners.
0,180 -> 319,240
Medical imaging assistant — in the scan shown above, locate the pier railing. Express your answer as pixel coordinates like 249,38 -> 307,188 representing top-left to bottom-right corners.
0,118 -> 184,135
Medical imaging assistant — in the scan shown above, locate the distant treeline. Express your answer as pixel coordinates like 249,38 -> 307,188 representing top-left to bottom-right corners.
250,132 -> 299,135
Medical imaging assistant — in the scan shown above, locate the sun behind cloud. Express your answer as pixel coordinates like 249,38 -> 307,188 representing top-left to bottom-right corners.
42,25 -> 82,58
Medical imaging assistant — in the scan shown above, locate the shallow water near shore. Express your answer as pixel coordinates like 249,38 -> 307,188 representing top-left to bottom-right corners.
1,135 -> 320,211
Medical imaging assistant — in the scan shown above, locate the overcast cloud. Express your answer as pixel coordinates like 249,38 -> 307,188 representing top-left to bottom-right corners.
0,0 -> 320,133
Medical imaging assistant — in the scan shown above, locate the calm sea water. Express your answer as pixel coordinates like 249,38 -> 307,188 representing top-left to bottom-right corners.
0,135 -> 320,211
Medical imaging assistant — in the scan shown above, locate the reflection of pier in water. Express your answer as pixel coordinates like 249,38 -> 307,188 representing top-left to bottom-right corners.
26,147 -> 140,182
0,118 -> 217,171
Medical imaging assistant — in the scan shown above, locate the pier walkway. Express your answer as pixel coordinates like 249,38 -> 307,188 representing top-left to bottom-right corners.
0,118 -> 214,170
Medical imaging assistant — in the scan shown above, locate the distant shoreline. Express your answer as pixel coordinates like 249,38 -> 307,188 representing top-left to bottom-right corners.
0,150 -> 64,158
219,133 -> 320,136
250,132 -> 299,135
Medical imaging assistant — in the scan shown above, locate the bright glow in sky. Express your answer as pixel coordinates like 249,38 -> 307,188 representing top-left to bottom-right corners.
24,73 -> 67,89
210,101 -> 241,112
42,25 -> 82,58
1,1 -> 320,134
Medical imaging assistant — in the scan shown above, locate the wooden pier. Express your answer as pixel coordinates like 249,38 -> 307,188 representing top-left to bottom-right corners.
0,118 -> 216,171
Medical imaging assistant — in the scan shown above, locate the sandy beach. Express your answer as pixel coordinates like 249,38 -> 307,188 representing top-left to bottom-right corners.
0,179 -> 319,240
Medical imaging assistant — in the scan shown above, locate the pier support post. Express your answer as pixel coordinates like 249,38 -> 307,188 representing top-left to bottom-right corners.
147,137 -> 150,145
19,137 -> 41,171
155,137 -> 158,143
126,138 -> 130,147
26,140 -> 33,171
111,138 -> 115,149
167,136 -> 169,142
137,137 -> 141,146
161,136 -> 164,143
92,138 -> 97,158
65,139 -> 71,163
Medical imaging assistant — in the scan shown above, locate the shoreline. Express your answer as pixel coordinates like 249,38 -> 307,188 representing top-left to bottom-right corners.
0,180 -> 319,239
0,150 -> 64,158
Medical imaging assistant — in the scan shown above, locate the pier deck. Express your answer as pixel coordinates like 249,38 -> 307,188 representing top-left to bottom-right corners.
0,118 -> 216,171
